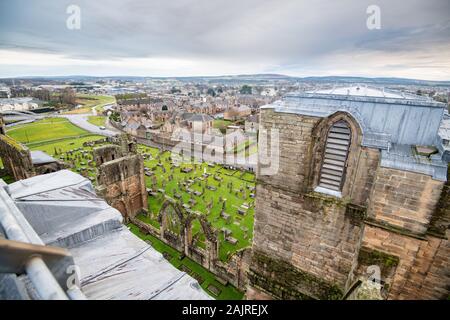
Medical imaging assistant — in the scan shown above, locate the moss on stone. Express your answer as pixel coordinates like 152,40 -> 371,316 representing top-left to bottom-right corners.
249,250 -> 343,300
345,203 -> 367,224
427,166 -> 450,238
365,218 -> 427,240
358,247 -> 399,270
1,134 -> 28,151
306,191 -> 350,208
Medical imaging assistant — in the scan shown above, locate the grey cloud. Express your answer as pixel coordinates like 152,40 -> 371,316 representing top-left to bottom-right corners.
0,0 -> 449,78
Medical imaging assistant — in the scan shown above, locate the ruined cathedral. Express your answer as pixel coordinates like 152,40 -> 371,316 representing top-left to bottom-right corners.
249,86 -> 450,300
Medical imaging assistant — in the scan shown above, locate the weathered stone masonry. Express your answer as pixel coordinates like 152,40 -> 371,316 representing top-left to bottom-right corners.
248,90 -> 449,300
1,127 -> 66,180
0,134 -> 35,180
250,110 -> 369,299
0,114 -> 5,135
95,134 -> 147,221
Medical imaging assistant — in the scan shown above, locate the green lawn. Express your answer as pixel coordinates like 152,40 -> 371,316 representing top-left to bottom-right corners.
87,116 -> 106,127
65,94 -> 115,114
28,135 -> 103,154
6,118 -> 88,144
0,174 -> 14,184
128,224 -> 243,300
213,119 -> 234,133
31,135 -> 106,181
4,117 -> 104,182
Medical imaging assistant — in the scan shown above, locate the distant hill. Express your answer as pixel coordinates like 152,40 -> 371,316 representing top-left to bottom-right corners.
1,74 -> 449,87
297,76 -> 450,86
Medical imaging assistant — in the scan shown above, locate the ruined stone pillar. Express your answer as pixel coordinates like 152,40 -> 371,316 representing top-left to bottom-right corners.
184,226 -> 192,256
0,114 -> 5,135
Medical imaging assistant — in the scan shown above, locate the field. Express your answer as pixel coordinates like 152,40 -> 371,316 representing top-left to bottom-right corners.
6,118 -> 89,144
3,117 -> 103,183
213,119 -> 233,133
87,116 -> 106,127
64,94 -> 115,114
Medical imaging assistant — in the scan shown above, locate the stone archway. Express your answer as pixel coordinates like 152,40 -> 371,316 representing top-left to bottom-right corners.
185,213 -> 219,269
158,197 -> 219,267
158,198 -> 188,252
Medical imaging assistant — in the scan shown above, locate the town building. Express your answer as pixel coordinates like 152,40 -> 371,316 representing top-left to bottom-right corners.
224,105 -> 252,121
0,97 -> 39,112
186,113 -> 214,133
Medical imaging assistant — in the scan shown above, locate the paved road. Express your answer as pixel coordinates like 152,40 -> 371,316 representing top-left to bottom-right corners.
59,113 -> 119,137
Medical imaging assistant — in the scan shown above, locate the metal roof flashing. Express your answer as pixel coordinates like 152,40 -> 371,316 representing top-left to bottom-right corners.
380,144 -> 448,182
262,87 -> 446,150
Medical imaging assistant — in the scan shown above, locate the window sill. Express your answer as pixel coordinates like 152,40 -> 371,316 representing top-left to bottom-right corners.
314,186 -> 342,198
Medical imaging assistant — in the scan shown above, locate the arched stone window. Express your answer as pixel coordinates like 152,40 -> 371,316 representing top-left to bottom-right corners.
317,120 -> 351,194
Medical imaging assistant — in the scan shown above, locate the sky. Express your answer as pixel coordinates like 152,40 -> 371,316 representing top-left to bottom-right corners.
0,0 -> 449,80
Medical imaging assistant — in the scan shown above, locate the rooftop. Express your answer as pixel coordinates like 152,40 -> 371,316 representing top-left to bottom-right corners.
310,85 -> 427,100
188,113 -> 214,122
0,97 -> 37,105
285,85 -> 442,108
263,86 -> 446,148
30,150 -> 57,165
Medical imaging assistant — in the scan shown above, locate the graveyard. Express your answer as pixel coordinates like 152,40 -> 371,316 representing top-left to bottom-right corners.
6,119 -> 256,262
137,144 -> 256,262
31,140 -> 256,262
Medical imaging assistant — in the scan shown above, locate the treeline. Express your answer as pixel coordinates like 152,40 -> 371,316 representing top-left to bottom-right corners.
239,85 -> 252,94
11,87 -> 77,107
11,87 -> 51,101
56,88 -> 77,105
114,93 -> 147,100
